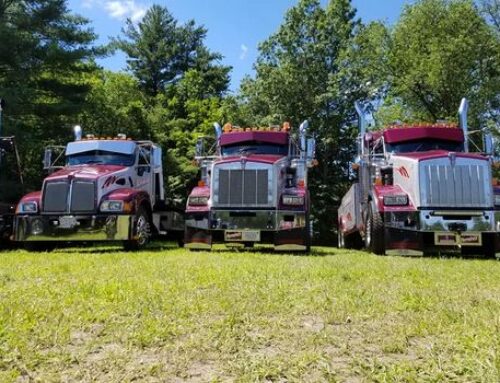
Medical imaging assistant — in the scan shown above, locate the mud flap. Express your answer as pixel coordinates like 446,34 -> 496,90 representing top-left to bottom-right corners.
274,227 -> 308,252
184,227 -> 212,250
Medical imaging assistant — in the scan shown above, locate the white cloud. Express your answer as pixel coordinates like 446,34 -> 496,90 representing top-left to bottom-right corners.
81,0 -> 97,8
81,0 -> 147,22
239,44 -> 248,60
105,1 -> 147,22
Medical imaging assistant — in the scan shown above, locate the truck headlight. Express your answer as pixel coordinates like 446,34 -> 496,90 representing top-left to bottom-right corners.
100,200 -> 124,212
17,201 -> 38,214
495,195 -> 500,206
188,196 -> 209,206
282,195 -> 304,206
383,195 -> 408,206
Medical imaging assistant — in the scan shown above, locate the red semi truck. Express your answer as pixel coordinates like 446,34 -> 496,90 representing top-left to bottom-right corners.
185,121 -> 316,251
338,99 -> 499,257
15,129 -> 184,250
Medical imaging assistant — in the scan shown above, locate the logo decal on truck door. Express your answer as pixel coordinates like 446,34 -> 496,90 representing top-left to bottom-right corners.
397,166 -> 410,178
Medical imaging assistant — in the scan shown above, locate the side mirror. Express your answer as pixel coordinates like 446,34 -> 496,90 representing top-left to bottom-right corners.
306,137 -> 316,167
195,137 -> 204,158
43,148 -> 53,170
484,133 -> 494,156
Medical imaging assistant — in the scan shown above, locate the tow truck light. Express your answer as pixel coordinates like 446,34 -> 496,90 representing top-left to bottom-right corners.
198,180 -> 206,187
383,195 -> 409,206
188,196 -> 209,206
282,195 -> 304,206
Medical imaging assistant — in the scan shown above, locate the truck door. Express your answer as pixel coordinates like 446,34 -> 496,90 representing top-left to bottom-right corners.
134,144 -> 154,199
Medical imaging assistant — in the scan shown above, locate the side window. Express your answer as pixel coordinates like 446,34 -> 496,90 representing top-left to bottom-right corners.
138,146 -> 151,166
372,138 -> 384,156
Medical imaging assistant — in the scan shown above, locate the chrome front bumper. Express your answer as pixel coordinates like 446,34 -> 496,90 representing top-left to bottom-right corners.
185,209 -> 309,250
15,214 -> 133,242
384,209 -> 498,253
385,210 -> 496,233
186,209 -> 307,231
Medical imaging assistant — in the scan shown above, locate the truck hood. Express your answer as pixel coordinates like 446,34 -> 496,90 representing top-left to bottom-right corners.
390,152 -> 493,209
215,154 -> 285,165
392,150 -> 488,162
46,165 -> 127,181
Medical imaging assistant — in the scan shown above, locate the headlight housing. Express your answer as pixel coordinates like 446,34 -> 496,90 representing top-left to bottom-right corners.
282,195 -> 304,206
383,195 -> 409,206
100,200 -> 124,212
17,201 -> 38,214
188,196 -> 209,206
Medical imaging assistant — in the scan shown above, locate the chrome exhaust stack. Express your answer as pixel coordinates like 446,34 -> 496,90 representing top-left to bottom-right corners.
458,98 -> 469,153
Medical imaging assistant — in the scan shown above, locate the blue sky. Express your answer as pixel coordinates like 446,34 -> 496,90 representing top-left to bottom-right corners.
68,0 -> 410,91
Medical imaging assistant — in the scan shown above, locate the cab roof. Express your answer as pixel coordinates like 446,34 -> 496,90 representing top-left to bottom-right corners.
66,140 -> 137,156
382,125 -> 464,144
220,130 -> 289,146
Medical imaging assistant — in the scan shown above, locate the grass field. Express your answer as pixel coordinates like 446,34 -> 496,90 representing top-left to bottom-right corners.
0,246 -> 499,382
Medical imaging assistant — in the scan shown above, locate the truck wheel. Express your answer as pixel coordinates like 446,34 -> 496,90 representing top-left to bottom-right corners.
482,234 -> 497,259
124,207 -> 151,251
338,228 -> 345,248
304,214 -> 312,253
365,204 -> 385,255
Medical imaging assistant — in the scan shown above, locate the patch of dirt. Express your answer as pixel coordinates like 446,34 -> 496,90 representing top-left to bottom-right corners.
302,316 -> 325,333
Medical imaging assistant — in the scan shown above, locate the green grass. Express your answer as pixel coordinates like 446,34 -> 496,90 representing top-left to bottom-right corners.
0,246 -> 499,382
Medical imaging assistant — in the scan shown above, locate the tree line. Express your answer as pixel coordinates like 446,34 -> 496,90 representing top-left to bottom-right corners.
0,0 -> 498,243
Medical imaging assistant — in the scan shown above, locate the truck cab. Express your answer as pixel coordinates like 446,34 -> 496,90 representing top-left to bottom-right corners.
185,122 -> 315,251
339,99 -> 498,257
15,133 -> 183,250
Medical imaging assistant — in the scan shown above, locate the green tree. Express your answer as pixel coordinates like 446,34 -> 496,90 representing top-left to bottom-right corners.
239,0 -> 371,243
385,0 -> 499,128
0,0 -> 100,189
115,5 -> 230,98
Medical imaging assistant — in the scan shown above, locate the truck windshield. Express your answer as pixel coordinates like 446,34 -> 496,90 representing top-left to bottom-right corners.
221,143 -> 288,156
386,139 -> 464,153
67,150 -> 135,166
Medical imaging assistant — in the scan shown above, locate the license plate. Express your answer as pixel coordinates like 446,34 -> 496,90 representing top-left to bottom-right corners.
59,216 -> 78,229
435,232 -> 482,247
224,230 -> 260,242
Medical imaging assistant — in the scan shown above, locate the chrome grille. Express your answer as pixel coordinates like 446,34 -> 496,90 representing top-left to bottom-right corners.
217,169 -> 269,206
42,179 -> 96,213
420,163 -> 491,208
43,181 -> 68,212
70,181 -> 95,212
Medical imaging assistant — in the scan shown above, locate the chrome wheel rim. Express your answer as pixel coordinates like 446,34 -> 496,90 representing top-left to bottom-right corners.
365,214 -> 372,247
136,215 -> 151,246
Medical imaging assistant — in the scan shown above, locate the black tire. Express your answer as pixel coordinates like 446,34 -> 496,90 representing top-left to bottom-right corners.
365,204 -> 385,255
124,207 -> 152,251
481,234 -> 497,259
338,226 -> 345,249
304,214 -> 312,253
23,242 -> 56,252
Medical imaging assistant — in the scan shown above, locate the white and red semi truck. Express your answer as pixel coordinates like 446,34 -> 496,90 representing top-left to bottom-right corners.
185,122 -> 316,252
338,99 -> 499,257
15,129 -> 184,250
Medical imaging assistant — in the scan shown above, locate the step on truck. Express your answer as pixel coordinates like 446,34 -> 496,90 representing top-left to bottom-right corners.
185,121 -> 316,252
15,127 -> 184,250
338,99 -> 499,257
